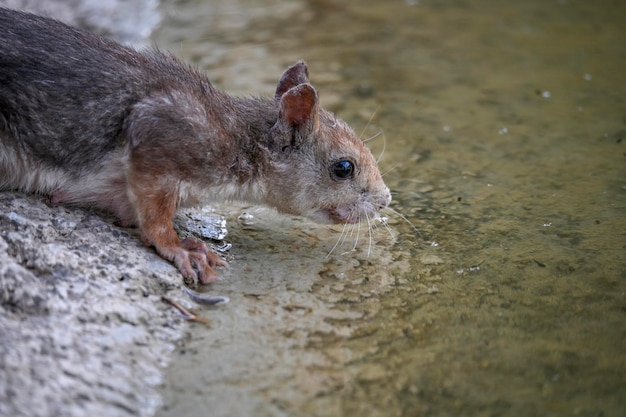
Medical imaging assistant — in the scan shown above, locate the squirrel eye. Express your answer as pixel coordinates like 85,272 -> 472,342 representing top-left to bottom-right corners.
331,159 -> 355,181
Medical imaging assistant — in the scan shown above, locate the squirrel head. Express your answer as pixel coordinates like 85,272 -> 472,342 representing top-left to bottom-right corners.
261,61 -> 391,225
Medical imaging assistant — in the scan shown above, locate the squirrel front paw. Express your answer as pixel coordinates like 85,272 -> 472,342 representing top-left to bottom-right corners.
157,237 -> 228,284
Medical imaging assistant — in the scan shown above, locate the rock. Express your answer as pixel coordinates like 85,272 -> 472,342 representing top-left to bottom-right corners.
0,192 -> 225,417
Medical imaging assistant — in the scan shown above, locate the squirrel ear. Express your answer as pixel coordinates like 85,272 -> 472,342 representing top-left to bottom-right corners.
279,83 -> 319,127
275,61 -> 310,100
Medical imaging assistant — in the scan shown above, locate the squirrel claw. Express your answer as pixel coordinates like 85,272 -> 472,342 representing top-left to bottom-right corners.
158,238 -> 227,285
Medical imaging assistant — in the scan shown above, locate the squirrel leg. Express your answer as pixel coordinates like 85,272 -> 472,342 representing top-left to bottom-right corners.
128,172 -> 226,284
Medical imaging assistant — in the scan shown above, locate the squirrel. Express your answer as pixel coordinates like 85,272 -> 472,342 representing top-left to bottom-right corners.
0,8 -> 391,284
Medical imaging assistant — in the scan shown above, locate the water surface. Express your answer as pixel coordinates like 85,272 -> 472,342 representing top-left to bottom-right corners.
153,1 -> 626,416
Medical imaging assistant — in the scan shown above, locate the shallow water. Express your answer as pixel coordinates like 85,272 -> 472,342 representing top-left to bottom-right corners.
153,1 -> 626,416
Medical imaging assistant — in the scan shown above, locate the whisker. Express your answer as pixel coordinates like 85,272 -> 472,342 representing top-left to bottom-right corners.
346,220 -> 357,240
369,215 -> 379,232
328,209 -> 401,258
359,105 -> 380,139
366,212 -> 373,257
338,223 -> 354,253
373,213 -> 393,238
363,129 -> 383,143
380,163 -> 399,178
384,206 -> 423,238
375,130 -> 387,164
349,220 -> 361,253
374,213 -> 396,242
327,222 -> 349,257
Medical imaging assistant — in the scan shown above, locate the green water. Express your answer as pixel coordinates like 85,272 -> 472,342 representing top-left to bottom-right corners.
154,1 -> 626,416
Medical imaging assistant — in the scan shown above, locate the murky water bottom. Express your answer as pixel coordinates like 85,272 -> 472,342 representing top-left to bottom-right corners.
153,1 -> 625,416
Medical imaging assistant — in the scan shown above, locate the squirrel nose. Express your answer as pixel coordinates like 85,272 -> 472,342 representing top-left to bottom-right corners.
376,187 -> 392,209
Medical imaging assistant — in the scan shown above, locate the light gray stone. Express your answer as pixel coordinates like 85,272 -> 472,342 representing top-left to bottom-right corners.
0,192 -> 225,417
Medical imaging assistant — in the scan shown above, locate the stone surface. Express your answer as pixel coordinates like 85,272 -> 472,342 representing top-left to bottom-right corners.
0,192 -> 225,417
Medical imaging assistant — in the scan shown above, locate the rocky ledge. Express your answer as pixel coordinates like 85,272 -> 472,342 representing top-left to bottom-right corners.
0,192 -> 225,417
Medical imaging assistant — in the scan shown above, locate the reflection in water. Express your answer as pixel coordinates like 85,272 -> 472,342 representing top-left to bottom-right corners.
154,1 -> 626,416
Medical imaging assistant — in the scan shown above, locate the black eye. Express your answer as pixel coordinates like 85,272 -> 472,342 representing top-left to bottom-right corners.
331,159 -> 355,180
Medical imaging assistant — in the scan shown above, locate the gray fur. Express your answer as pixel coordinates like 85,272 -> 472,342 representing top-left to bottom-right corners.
0,8 -> 274,176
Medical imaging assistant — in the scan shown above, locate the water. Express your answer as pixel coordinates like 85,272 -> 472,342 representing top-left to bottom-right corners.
153,1 -> 626,416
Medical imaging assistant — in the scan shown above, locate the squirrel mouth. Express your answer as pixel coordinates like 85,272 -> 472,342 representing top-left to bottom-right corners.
328,208 -> 358,224
304,208 -> 351,224
309,196 -> 390,225
318,207 -> 363,225
319,191 -> 391,225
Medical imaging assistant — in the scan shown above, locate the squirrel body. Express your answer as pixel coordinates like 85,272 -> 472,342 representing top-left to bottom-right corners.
0,8 -> 391,283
